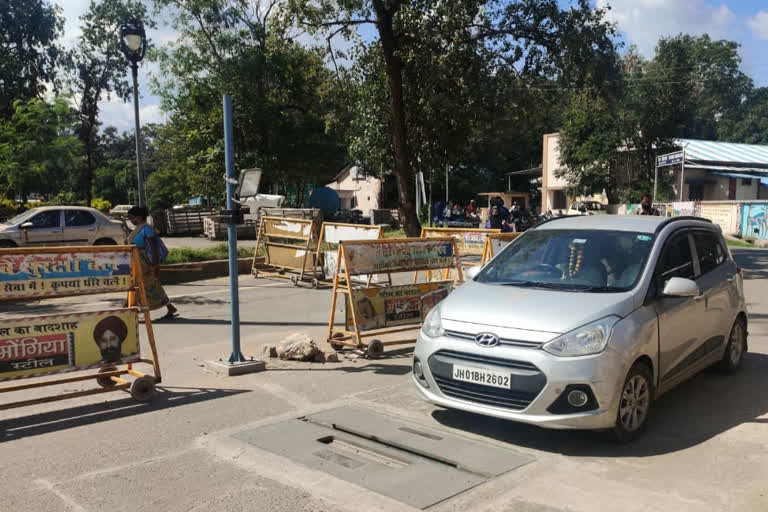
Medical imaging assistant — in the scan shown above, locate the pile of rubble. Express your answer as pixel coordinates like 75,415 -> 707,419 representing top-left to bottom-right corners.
262,333 -> 340,363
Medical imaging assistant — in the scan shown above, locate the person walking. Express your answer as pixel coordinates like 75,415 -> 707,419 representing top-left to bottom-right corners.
637,194 -> 661,216
125,206 -> 179,320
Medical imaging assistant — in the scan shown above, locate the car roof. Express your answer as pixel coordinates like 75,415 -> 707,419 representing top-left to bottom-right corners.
29,206 -> 97,211
534,214 -> 714,234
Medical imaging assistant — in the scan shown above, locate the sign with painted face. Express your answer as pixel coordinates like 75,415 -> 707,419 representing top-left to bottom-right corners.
0,250 -> 132,301
0,308 -> 139,381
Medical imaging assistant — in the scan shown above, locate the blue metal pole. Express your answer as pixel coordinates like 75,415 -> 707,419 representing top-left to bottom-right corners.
223,94 -> 244,363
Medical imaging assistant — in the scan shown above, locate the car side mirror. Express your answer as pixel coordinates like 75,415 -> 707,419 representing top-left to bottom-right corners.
465,266 -> 482,280
662,277 -> 699,297
20,222 -> 34,230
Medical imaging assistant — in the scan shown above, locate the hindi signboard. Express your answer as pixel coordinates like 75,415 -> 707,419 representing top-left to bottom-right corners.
263,217 -> 314,239
656,151 -> 684,167
342,239 -> 455,276
0,250 -> 132,301
346,282 -> 452,332
0,308 -> 139,382
421,228 -> 499,256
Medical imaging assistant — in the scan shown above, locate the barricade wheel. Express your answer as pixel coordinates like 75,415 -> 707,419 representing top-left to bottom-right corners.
253,270 -> 259,278
131,376 -> 156,402
96,366 -> 118,388
290,275 -> 299,285
366,339 -> 384,359
331,332 -> 346,351
311,278 -> 320,289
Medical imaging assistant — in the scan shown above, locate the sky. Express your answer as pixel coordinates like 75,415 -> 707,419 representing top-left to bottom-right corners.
57,0 -> 768,132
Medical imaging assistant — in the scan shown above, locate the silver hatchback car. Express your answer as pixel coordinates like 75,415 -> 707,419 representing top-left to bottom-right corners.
413,215 -> 747,441
0,206 -> 126,247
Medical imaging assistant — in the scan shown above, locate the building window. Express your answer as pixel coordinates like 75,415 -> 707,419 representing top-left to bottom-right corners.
742,178 -> 753,186
688,183 -> 704,201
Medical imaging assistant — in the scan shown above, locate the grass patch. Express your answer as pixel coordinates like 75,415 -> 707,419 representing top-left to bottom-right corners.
382,227 -> 406,238
165,244 -> 260,265
727,239 -> 762,249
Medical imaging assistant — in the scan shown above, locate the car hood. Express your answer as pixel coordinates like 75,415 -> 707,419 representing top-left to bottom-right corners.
440,280 -> 637,335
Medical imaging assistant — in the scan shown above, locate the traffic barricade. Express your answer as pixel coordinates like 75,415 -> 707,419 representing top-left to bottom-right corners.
252,216 -> 323,287
327,237 -> 462,358
481,232 -> 522,265
315,222 -> 388,286
0,246 -> 161,410
416,227 -> 499,281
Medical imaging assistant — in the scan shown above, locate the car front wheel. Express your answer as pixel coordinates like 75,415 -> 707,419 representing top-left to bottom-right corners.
613,362 -> 653,443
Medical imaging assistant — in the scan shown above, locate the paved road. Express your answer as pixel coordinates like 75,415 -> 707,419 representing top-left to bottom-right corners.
1,250 -> 767,511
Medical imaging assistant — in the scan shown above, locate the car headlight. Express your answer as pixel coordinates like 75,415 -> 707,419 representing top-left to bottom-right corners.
542,316 -> 619,357
421,306 -> 445,338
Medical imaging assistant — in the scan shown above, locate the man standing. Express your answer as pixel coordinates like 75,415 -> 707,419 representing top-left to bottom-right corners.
637,194 -> 661,216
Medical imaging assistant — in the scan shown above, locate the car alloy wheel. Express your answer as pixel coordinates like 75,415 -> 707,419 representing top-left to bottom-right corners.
728,321 -> 745,367
619,375 -> 650,433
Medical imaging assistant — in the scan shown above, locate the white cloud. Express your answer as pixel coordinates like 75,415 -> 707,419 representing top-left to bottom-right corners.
597,0 -> 736,56
748,11 -> 768,40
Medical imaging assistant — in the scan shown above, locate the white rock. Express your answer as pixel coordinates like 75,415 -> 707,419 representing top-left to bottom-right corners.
277,333 -> 319,361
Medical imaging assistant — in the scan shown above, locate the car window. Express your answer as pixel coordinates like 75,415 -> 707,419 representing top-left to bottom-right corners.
476,229 -> 655,292
658,232 -> 694,280
65,210 -> 96,227
693,231 -> 726,275
28,210 -> 61,229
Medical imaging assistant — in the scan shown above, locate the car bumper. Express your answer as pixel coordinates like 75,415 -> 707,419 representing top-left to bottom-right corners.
412,331 -> 629,430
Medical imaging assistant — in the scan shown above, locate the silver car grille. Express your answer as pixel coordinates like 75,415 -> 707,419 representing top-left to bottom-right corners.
428,350 -> 546,411
444,329 -> 542,348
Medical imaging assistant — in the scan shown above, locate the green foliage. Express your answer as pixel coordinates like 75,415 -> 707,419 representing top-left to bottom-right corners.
67,0 -> 155,203
0,98 -> 82,201
0,0 -> 64,117
164,244 -> 257,265
43,191 -> 82,206
90,197 -> 112,212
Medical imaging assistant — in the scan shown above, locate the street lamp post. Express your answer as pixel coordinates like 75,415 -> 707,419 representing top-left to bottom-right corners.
120,19 -> 148,208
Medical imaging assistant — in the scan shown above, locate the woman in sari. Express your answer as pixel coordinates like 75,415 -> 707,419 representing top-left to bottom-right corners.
126,206 -> 178,320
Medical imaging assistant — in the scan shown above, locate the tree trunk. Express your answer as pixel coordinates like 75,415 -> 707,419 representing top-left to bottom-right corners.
372,0 -> 421,237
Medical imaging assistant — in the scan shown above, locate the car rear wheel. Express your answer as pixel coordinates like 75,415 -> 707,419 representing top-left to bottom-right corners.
613,362 -> 653,443
718,317 -> 747,374
94,238 -> 117,245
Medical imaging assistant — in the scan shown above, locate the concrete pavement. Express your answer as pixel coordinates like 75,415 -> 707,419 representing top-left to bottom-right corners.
1,250 -> 767,511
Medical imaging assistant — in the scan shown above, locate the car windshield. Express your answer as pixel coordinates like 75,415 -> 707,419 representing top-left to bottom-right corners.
476,229 -> 655,292
5,208 -> 39,225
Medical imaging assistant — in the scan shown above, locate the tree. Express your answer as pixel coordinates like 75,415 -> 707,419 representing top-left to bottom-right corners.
719,87 -> 768,145
152,0 -> 347,205
0,0 -> 64,117
67,0 -> 155,204
289,0 -> 620,235
0,98 -> 82,201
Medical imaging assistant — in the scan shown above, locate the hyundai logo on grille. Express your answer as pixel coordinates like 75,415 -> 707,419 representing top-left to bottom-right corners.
475,333 -> 500,347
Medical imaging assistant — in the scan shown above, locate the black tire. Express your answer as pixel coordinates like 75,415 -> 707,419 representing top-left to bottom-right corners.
130,376 -> 156,402
366,339 -> 384,359
94,238 -> 117,246
718,317 -> 747,374
613,362 -> 653,443
96,366 -> 119,388
0,240 -> 17,248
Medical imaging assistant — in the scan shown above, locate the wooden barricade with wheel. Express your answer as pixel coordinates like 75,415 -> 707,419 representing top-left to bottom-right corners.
251,216 -> 323,287
480,232 -> 522,265
0,246 -> 161,410
327,237 -> 462,358
415,227 -> 499,282
315,222 -> 388,287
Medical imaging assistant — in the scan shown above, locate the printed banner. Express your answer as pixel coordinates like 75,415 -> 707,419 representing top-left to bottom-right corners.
263,217 -> 314,240
346,282 -> 452,331
323,224 -> 380,245
265,244 -> 314,271
0,251 -> 132,301
342,239 -> 455,276
422,228 -> 498,256
0,308 -> 139,381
